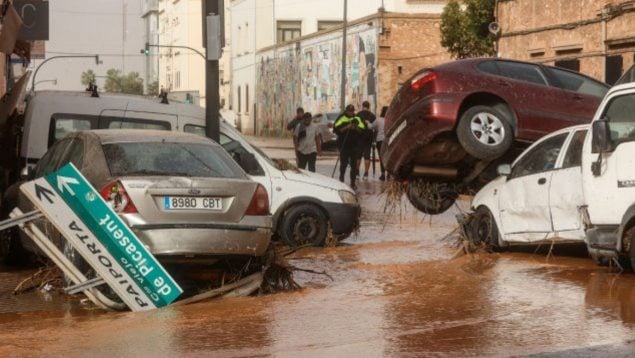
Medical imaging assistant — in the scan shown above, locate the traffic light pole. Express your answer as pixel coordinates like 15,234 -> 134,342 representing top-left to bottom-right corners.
143,43 -> 205,59
203,0 -> 221,143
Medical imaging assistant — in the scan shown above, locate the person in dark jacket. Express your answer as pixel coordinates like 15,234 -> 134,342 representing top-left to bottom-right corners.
356,100 -> 376,179
287,107 -> 304,165
334,104 -> 366,190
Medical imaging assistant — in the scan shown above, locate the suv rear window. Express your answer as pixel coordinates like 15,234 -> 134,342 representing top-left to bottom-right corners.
103,142 -> 246,178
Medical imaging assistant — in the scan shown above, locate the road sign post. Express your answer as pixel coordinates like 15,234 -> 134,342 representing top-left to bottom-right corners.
20,163 -> 182,311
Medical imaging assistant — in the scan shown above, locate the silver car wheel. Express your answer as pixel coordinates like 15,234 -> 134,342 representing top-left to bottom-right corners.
470,112 -> 505,146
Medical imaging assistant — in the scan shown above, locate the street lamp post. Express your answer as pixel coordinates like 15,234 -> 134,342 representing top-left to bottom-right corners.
31,55 -> 100,91
340,0 -> 348,111
142,43 -> 205,59
33,79 -> 57,87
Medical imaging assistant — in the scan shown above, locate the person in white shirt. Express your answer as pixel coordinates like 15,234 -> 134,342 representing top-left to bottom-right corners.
293,112 -> 322,172
371,106 -> 387,181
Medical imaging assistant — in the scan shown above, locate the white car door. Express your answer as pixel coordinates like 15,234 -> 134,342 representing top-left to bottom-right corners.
498,132 -> 569,241
549,129 -> 587,235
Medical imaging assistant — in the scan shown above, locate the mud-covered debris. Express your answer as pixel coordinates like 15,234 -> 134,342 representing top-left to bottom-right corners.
272,158 -> 301,172
13,265 -> 63,295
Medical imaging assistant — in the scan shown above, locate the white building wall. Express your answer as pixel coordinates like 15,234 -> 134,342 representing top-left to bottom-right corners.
26,0 -> 147,92
230,0 -> 446,133
231,0 -> 257,132
158,0 -> 231,108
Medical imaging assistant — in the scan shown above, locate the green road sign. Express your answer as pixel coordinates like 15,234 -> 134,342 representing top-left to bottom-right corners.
25,163 -> 182,309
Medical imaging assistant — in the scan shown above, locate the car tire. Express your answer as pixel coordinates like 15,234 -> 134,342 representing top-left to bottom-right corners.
405,181 -> 457,215
470,206 -> 501,251
61,239 -> 92,286
457,105 -> 513,160
626,226 -> 635,270
279,204 -> 328,248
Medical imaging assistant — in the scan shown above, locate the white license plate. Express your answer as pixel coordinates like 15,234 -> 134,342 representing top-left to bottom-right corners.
164,196 -> 223,210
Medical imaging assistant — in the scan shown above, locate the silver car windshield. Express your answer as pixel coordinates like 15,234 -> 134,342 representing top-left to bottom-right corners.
103,142 -> 246,178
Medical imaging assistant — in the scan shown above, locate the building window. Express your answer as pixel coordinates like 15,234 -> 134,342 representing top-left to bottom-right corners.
605,55 -> 623,85
555,59 -> 580,72
317,20 -> 342,32
237,85 -> 241,113
246,84 -> 249,113
175,71 -> 181,89
277,21 -> 301,43
237,26 -> 242,55
244,22 -> 249,54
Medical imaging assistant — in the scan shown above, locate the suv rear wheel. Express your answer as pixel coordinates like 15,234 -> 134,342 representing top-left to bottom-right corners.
457,105 -> 513,160
406,180 -> 457,215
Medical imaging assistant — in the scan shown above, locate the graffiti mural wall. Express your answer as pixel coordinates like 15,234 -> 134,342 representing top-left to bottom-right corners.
256,24 -> 377,136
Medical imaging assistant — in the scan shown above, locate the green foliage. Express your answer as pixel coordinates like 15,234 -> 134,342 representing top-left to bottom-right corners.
103,69 -> 144,95
440,0 -> 496,59
146,81 -> 159,96
80,69 -> 96,86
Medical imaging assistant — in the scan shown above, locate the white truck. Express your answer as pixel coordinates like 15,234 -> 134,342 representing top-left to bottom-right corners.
582,78 -> 635,267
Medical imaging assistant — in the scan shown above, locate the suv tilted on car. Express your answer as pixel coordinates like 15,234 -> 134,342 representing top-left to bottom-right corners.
381,58 -> 609,214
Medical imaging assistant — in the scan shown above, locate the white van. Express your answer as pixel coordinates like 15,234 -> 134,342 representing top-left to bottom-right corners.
13,90 -> 360,247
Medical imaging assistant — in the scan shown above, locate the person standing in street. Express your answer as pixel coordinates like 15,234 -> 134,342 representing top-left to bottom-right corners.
287,107 -> 304,165
334,104 -> 366,190
293,112 -> 322,172
372,106 -> 388,181
356,101 -> 376,179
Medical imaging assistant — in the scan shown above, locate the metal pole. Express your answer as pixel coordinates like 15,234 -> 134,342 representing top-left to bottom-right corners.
339,0 -> 348,111
31,55 -> 100,91
203,0 -> 221,143
147,43 -> 206,59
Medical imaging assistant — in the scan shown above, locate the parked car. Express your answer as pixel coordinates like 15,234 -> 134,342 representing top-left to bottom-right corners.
15,130 -> 272,265
381,58 -> 609,215
215,121 -> 360,248
312,111 -> 341,147
468,125 -> 589,249
3,91 -> 359,250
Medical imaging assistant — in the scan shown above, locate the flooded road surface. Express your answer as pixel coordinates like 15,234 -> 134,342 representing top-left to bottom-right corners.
1,156 -> 635,356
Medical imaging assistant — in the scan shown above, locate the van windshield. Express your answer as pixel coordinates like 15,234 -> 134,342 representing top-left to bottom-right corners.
603,93 -> 635,147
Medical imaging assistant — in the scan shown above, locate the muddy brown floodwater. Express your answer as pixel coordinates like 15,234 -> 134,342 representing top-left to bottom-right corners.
1,159 -> 635,356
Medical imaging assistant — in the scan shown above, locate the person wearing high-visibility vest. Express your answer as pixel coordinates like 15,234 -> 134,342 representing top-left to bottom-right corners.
334,104 -> 367,190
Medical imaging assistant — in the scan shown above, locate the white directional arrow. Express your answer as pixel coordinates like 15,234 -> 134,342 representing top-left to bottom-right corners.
57,175 -> 80,196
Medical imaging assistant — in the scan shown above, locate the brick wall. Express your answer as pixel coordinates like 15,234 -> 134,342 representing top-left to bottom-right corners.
377,13 -> 451,111
497,0 -> 635,83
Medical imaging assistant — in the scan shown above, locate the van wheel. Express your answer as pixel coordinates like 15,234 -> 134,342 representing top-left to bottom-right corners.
626,226 -> 635,270
470,207 -> 501,251
279,204 -> 328,248
457,105 -> 513,160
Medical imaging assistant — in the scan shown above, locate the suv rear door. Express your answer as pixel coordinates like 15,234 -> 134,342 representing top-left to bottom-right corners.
493,61 -> 569,140
546,67 -> 608,124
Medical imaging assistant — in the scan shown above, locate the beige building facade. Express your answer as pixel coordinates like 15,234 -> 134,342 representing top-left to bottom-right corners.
158,0 -> 231,107
255,11 -> 451,136
496,0 -> 635,84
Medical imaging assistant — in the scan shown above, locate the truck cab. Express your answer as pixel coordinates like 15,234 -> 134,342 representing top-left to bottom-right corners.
583,81 -> 635,266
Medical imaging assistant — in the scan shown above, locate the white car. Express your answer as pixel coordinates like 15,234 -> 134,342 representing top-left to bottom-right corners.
218,122 -> 360,247
469,124 -> 589,248
9,91 -> 360,250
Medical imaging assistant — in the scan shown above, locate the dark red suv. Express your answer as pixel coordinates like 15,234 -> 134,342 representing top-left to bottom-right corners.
381,58 -> 609,214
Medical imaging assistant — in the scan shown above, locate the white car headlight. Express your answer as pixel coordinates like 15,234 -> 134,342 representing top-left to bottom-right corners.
338,190 -> 358,205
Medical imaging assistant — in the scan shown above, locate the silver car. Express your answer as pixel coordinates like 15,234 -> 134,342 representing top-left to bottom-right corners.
312,111 -> 341,146
17,130 -> 272,263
